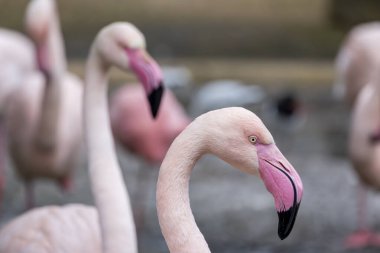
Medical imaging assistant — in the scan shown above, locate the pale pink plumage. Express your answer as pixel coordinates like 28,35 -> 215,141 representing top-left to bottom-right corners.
110,84 -> 190,163
0,22 -> 163,253
157,107 -> 303,252
334,22 -> 380,106
0,205 -> 101,253
345,74 -> 380,248
337,22 -> 380,248
5,0 -> 83,207
0,28 -> 35,208
0,28 -> 35,110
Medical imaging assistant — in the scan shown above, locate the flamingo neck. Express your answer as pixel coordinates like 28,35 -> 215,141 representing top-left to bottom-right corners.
84,48 -> 137,253
33,11 -> 66,151
157,122 -> 211,253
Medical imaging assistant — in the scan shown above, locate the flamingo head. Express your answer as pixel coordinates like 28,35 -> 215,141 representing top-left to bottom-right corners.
199,107 -> 303,240
95,22 -> 164,118
25,0 -> 55,79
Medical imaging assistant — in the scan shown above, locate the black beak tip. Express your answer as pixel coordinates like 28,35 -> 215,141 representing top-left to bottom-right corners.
147,83 -> 164,118
277,202 -> 300,240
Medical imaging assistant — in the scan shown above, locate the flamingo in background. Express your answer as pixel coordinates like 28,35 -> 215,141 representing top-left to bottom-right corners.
334,22 -> 380,248
110,84 -> 189,164
0,28 -> 35,207
333,22 -> 380,106
5,0 -> 83,208
109,84 -> 189,230
346,69 -> 380,248
157,107 -> 303,252
0,22 -> 164,252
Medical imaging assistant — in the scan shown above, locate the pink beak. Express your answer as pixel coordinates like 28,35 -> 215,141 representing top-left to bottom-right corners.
126,48 -> 164,118
256,143 -> 303,240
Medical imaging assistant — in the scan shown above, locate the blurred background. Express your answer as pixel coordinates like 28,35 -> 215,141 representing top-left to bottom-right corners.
1,0 -> 380,252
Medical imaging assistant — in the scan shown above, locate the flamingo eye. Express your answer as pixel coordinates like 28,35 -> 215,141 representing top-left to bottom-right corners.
248,135 -> 257,144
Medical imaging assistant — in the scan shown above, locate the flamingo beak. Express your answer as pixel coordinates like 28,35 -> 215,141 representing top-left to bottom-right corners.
126,48 -> 164,118
256,143 -> 303,240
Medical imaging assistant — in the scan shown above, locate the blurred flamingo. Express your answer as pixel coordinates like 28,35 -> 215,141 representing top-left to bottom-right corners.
0,28 -> 35,208
333,22 -> 380,106
346,70 -> 380,248
0,22 -> 164,253
5,0 -> 83,208
110,84 -> 189,163
0,28 -> 35,111
109,84 -> 190,230
335,22 -> 380,248
157,107 -> 303,252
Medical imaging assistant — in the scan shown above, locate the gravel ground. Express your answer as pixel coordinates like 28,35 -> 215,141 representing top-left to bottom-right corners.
1,83 -> 379,253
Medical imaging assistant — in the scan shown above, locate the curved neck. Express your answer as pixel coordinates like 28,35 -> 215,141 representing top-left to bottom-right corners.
33,12 -> 66,150
47,6 -> 67,74
84,47 -> 137,253
157,122 -> 211,253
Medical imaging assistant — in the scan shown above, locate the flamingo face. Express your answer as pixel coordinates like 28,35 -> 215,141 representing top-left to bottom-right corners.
256,143 -> 303,240
126,48 -> 164,118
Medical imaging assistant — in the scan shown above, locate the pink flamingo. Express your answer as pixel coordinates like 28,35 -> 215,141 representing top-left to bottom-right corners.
5,0 -> 83,208
346,71 -> 380,248
333,22 -> 380,106
157,107 -> 303,252
334,22 -> 380,248
109,84 -> 189,230
110,84 -> 190,163
0,22 -> 164,252
0,28 -> 35,207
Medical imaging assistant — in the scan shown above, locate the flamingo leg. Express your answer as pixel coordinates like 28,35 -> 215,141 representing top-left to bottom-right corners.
345,184 -> 374,249
58,176 -> 73,193
25,181 -> 35,210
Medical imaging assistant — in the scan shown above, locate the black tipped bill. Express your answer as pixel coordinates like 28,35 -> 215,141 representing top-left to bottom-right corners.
277,202 -> 300,240
147,83 -> 164,118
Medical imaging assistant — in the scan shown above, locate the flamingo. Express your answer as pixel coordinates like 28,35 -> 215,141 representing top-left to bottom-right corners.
346,69 -> 380,248
0,28 -> 35,207
5,0 -> 83,208
110,84 -> 189,164
333,22 -> 380,248
0,22 -> 164,252
109,84 -> 189,231
157,107 -> 303,252
333,22 -> 380,106
0,28 -> 35,111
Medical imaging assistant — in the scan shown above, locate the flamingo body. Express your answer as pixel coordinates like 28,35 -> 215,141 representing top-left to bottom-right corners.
0,28 -> 34,108
0,205 -> 101,253
110,84 -> 190,163
349,83 -> 380,188
6,72 -> 82,183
